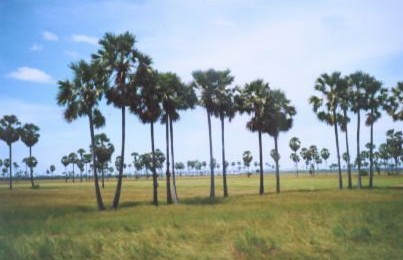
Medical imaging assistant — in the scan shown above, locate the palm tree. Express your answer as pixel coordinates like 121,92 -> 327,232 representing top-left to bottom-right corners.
192,69 -> 233,198
61,155 -> 70,182
386,129 -> 402,175
18,123 -> 40,188
237,79 -> 271,194
68,152 -> 78,183
77,148 -> 86,182
320,148 -> 330,170
242,150 -> 253,175
94,133 -> 114,189
364,78 -> 386,188
0,115 -> 21,190
27,157 -> 38,181
93,31 -> 145,209
57,59 -> 108,211
50,165 -> 56,178
348,71 -> 371,189
384,82 -> 402,121
262,89 -> 296,193
289,137 -> 301,176
309,72 -> 345,189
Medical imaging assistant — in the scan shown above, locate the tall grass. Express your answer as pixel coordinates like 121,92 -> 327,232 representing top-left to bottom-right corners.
1,174 -> 402,259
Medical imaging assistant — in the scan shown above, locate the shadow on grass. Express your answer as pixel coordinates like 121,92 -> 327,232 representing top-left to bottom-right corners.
180,196 -> 227,206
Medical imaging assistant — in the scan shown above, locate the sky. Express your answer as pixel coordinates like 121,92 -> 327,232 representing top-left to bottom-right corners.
0,0 -> 402,176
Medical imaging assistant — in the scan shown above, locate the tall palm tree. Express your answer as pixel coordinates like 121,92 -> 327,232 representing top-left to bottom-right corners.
77,148 -> 86,182
289,137 -> 301,176
262,89 -> 296,193
93,31 -> 144,209
57,59 -> 108,211
18,123 -> 40,188
192,69 -> 233,198
364,78 -> 386,188
309,72 -> 345,189
236,80 -> 271,194
0,115 -> 21,190
213,83 -> 236,197
347,71 -> 371,189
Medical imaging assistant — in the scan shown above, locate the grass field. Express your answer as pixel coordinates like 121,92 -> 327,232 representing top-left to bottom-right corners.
1,174 -> 402,259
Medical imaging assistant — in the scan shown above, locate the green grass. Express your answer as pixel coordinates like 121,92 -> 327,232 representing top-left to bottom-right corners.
1,174 -> 402,259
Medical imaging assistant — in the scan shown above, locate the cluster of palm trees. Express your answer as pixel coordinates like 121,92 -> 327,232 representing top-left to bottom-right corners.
309,72 -> 402,189
0,115 -> 40,189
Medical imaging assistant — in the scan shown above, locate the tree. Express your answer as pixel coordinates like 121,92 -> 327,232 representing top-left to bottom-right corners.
386,129 -> 402,175
242,150 -> 253,175
289,137 -> 301,176
236,79 -> 271,194
320,148 -> 330,170
68,152 -> 78,183
61,155 -> 70,182
57,59 -> 108,211
0,115 -> 21,190
384,82 -> 402,121
93,31 -> 146,209
262,89 -> 296,193
94,133 -> 114,189
309,72 -> 345,189
50,165 -> 56,178
192,69 -> 233,199
77,148 -> 86,182
18,123 -> 40,188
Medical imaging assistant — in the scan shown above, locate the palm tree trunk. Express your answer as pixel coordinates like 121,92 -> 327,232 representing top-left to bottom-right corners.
151,122 -> 158,206
274,136 -> 280,193
357,109 -> 362,189
112,107 -> 126,209
165,116 -> 173,204
102,165 -> 105,189
343,109 -> 352,189
221,116 -> 228,197
259,130 -> 264,195
170,118 -> 178,203
333,110 -> 343,189
9,145 -> 12,190
72,163 -> 75,183
369,110 -> 374,188
207,111 -> 215,199
29,146 -> 34,188
88,113 -> 105,211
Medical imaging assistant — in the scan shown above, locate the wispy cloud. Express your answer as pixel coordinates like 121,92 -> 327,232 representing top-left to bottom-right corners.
64,50 -> 80,58
29,43 -> 43,51
72,34 -> 98,45
43,31 -> 59,41
6,67 -> 53,84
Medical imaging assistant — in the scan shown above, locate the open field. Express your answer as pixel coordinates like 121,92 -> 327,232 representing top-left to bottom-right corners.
1,174 -> 403,259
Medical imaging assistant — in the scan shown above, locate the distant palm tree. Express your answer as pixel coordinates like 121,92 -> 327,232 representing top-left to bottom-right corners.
320,148 -> 330,170
18,123 -> 40,188
384,82 -> 402,121
289,137 -> 301,176
93,31 -> 145,209
242,151 -> 253,175
192,69 -> 233,198
237,79 -> 271,194
61,155 -> 70,182
309,72 -> 345,189
50,165 -> 56,178
262,89 -> 296,193
0,115 -> 21,190
94,133 -> 115,189
68,152 -> 78,183
57,59 -> 108,211
77,148 -> 86,182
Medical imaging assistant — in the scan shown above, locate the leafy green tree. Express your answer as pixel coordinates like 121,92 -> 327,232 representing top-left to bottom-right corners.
386,129 -> 402,175
242,150 -> 253,175
384,82 -> 402,121
18,123 -> 40,188
57,59 -> 107,211
310,72 -> 345,189
192,69 -> 233,198
0,115 -> 21,190
94,133 -> 114,189
289,137 -> 301,176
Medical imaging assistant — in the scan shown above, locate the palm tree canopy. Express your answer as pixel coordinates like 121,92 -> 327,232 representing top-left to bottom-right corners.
320,148 -> 330,160
384,82 -> 402,121
94,133 -> 115,164
0,115 -> 21,146
289,137 -> 301,152
61,156 -> 70,167
19,123 -> 40,148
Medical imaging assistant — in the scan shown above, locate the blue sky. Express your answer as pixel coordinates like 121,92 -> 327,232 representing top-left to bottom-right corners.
0,0 -> 402,175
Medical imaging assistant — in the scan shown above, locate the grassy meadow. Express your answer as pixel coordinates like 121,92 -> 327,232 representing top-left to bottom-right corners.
1,173 -> 402,259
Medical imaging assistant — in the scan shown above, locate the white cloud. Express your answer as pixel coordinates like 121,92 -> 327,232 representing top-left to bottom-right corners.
6,67 -> 53,84
29,43 -> 43,51
43,31 -> 59,41
71,34 -> 98,45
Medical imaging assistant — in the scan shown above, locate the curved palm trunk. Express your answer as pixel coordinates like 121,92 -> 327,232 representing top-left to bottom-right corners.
333,110 -> 343,189
88,114 -> 105,211
207,111 -> 215,199
221,116 -> 229,197
112,107 -> 125,209
29,146 -> 35,188
9,145 -> 12,190
151,122 -> 158,206
165,116 -> 173,204
259,130 -> 264,195
357,110 -> 362,189
274,136 -> 280,193
343,109 -> 352,189
170,118 -> 178,203
369,109 -> 374,188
